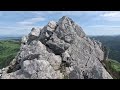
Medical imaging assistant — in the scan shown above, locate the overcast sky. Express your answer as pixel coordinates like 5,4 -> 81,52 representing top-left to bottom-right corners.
0,11 -> 120,36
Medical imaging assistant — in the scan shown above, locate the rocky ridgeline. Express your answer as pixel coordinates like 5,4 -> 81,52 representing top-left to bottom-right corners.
0,16 -> 112,79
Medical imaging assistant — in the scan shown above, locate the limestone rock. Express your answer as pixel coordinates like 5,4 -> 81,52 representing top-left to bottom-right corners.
48,21 -> 57,29
0,16 -> 113,79
0,69 -> 2,74
47,53 -> 62,70
21,35 -> 28,45
21,59 -> 62,79
27,28 -> 40,44
29,28 -> 40,39
46,33 -> 70,54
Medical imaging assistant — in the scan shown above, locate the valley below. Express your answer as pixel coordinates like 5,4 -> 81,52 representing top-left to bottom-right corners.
0,38 -> 21,69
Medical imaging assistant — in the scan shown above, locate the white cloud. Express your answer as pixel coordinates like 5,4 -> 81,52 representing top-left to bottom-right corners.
87,25 -> 120,28
84,24 -> 120,36
31,11 -> 98,17
100,11 -> 120,21
101,11 -> 120,17
84,27 -> 120,36
1,11 -> 120,36
18,16 -> 46,26
0,25 -> 44,31
0,25 -> 44,36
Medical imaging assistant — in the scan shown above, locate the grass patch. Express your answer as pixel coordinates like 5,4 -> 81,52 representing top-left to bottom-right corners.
108,59 -> 120,72
104,59 -> 120,79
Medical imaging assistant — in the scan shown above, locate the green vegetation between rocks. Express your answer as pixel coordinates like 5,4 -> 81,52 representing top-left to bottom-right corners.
104,59 -> 120,79
0,40 -> 20,69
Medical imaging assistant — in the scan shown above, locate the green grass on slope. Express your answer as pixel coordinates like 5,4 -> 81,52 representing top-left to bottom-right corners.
104,59 -> 120,79
0,40 -> 20,69
109,59 -> 120,72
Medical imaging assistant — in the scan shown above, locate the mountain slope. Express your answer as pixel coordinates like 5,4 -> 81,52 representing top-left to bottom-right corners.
0,16 -> 112,79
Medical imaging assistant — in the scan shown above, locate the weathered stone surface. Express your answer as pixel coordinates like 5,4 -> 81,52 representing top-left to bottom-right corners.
46,33 -> 70,55
1,60 -> 63,79
38,21 -> 57,44
0,69 -> 2,74
1,69 -> 29,79
47,53 -> 62,70
0,69 -> 2,78
21,59 -> 63,79
55,18 -> 76,43
29,28 -> 40,39
27,28 -> 41,44
0,16 -> 113,79
21,35 -> 28,45
48,21 -> 57,29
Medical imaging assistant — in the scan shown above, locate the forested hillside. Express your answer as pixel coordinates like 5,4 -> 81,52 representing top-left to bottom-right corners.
0,40 -> 20,69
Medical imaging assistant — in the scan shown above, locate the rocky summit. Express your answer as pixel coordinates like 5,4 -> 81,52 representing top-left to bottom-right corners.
0,16 -> 112,79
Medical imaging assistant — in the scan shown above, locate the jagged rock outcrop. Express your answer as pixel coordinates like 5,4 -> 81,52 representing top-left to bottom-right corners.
0,16 -> 112,79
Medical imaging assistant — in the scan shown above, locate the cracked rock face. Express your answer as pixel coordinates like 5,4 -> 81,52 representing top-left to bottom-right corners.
0,16 -> 112,79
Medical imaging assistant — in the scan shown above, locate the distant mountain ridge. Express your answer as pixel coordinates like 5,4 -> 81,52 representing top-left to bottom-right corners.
0,36 -> 21,40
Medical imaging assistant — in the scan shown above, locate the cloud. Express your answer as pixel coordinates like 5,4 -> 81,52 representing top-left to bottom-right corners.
100,11 -> 120,21
101,11 -> 120,17
31,11 -> 97,17
87,25 -> 120,28
0,25 -> 43,30
1,11 -> 120,36
83,24 -> 120,36
32,11 -> 54,15
84,27 -> 120,36
86,29 -> 120,36
0,25 -> 44,36
18,16 -> 46,26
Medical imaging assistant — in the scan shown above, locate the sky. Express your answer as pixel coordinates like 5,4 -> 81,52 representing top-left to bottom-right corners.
0,11 -> 120,37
